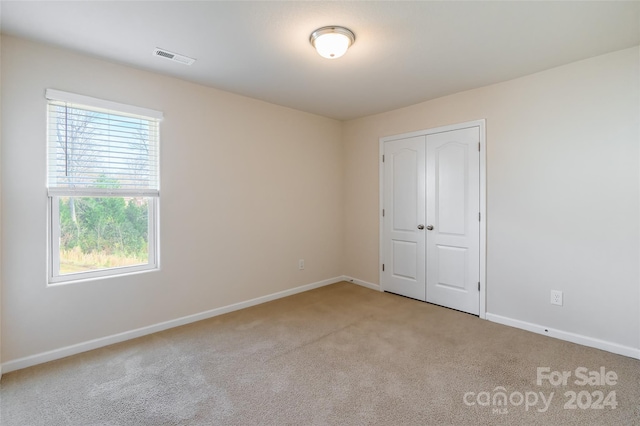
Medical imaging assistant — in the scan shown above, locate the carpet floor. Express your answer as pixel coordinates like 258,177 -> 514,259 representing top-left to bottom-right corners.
1,282 -> 638,425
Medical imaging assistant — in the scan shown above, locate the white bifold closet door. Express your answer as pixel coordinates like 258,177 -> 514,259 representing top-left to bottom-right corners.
382,126 -> 480,315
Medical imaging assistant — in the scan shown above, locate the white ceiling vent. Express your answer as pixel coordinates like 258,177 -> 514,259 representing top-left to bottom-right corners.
153,48 -> 196,66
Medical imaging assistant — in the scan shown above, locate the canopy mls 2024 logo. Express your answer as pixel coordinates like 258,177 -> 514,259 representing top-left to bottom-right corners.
463,366 -> 618,415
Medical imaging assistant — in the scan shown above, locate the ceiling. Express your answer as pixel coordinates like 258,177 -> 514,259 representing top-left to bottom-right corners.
1,1 -> 639,121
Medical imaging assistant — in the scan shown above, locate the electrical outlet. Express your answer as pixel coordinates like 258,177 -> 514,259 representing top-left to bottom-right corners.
298,259 -> 305,270
550,290 -> 563,306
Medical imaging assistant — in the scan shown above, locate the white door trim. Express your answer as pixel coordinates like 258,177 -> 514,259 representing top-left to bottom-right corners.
379,119 -> 487,319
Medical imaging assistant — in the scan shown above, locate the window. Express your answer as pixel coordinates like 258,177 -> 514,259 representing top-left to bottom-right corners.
46,89 -> 162,283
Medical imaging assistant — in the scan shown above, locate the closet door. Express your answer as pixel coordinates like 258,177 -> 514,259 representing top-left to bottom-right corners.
381,123 -> 482,315
381,136 -> 426,301
425,127 -> 480,315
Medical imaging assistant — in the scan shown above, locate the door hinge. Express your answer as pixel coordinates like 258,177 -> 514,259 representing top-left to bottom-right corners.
478,282 -> 481,291
478,142 -> 480,152
478,212 -> 481,221
382,154 -> 385,162
382,264 -> 385,272
382,209 -> 385,217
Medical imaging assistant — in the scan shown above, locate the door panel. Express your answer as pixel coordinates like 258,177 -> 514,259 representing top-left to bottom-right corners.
382,136 -> 426,301
426,127 -> 480,314
436,245 -> 467,290
392,241 -> 418,279
436,143 -> 467,235
392,149 -> 418,231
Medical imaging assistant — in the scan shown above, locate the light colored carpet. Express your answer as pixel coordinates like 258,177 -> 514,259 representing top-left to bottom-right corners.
1,282 -> 638,425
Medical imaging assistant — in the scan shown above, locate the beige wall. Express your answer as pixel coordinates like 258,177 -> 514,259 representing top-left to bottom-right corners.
343,47 -> 640,350
1,36 -> 343,363
0,32 -> 3,376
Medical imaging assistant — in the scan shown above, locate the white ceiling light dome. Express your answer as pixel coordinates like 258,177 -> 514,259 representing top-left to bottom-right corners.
309,26 -> 355,59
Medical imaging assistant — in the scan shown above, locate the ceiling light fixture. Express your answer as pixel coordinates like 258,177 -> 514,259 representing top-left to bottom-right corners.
309,26 -> 355,59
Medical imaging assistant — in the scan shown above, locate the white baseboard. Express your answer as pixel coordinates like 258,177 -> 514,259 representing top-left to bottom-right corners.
1,276 -> 344,375
486,313 -> 640,360
342,276 -> 381,292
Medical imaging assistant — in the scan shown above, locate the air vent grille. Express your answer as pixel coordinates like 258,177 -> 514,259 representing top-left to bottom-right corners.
153,48 -> 196,66
155,50 -> 174,59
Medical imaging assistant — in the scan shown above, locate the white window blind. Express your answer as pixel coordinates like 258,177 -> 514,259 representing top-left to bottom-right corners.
46,89 -> 162,197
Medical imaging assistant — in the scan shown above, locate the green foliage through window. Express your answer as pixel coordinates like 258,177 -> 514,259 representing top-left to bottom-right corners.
58,196 -> 149,274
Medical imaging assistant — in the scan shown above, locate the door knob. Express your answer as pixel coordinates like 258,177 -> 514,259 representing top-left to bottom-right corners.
417,224 -> 424,230
426,225 -> 434,231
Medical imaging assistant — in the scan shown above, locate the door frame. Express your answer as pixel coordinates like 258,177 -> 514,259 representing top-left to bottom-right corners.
379,119 -> 487,319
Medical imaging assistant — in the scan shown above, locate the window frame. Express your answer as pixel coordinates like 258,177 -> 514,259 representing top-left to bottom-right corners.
46,90 -> 162,284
